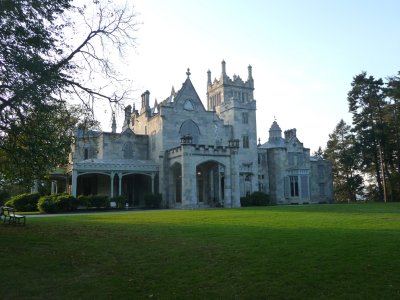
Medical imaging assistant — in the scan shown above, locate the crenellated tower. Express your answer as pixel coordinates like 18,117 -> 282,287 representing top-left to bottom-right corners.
207,60 -> 258,196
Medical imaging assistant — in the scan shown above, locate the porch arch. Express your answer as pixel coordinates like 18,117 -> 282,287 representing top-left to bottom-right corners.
196,160 -> 225,207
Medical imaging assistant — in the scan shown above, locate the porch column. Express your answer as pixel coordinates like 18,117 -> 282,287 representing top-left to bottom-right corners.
151,173 -> 155,194
51,180 -> 57,194
118,173 -> 123,196
72,170 -> 78,197
110,172 -> 115,198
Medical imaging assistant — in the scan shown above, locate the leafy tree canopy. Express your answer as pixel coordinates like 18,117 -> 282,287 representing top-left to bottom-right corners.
0,0 -> 137,185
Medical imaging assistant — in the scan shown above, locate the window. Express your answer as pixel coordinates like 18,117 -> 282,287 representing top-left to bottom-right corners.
242,135 -> 249,148
123,142 -> 133,159
290,176 -> 299,197
84,147 -> 96,159
319,183 -> 325,196
151,131 -> 156,152
288,153 -> 295,166
180,119 -> 200,144
318,165 -> 325,177
242,112 -> 248,124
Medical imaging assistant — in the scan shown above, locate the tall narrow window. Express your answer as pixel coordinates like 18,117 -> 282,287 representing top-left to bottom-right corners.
319,183 -> 325,196
290,176 -> 299,197
242,112 -> 248,124
243,135 -> 249,148
84,148 -> 89,160
318,164 -> 325,177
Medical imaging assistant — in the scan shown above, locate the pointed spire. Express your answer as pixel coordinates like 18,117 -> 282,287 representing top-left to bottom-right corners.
221,60 -> 226,76
111,111 -> 116,133
248,65 -> 253,80
269,119 -> 282,141
153,98 -> 159,114
171,86 -> 175,95
207,69 -> 211,86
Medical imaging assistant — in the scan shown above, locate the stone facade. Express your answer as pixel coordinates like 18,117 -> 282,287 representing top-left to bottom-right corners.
68,61 -> 333,207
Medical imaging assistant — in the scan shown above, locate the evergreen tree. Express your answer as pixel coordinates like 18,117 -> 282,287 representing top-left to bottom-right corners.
325,120 -> 363,202
347,72 -> 388,201
385,72 -> 400,200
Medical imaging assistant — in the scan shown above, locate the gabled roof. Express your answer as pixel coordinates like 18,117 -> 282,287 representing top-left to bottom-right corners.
168,72 -> 206,112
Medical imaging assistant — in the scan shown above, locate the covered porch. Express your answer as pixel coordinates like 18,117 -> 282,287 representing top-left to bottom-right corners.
70,159 -> 159,207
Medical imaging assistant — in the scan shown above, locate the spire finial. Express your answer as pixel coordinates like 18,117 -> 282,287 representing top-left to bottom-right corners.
186,68 -> 191,78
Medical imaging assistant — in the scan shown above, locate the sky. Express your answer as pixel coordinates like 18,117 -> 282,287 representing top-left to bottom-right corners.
98,0 -> 400,152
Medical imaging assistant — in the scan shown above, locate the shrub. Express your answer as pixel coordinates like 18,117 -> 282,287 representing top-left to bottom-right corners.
110,195 -> 127,208
77,195 -> 90,208
0,190 -> 10,206
56,194 -> 78,212
144,193 -> 162,209
5,193 -> 40,211
90,195 -> 109,208
38,194 -> 78,213
240,196 -> 252,207
240,192 -> 271,207
38,195 -> 59,213
248,192 -> 270,206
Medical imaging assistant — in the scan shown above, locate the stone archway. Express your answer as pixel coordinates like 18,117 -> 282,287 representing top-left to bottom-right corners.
122,174 -> 152,207
196,161 -> 225,207
77,173 -> 110,196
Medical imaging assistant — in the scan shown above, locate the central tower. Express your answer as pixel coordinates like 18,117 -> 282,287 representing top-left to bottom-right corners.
207,61 -> 258,196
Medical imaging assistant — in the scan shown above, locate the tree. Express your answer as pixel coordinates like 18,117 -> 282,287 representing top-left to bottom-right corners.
312,146 -> 324,159
0,0 -> 137,184
324,119 -> 363,202
384,72 -> 400,200
347,72 -> 388,201
0,104 -> 78,187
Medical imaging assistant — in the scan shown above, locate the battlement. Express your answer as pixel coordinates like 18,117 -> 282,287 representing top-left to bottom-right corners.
167,144 -> 230,159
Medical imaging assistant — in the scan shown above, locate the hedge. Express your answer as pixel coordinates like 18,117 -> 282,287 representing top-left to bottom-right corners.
5,193 -> 40,211
38,194 -> 78,213
240,192 -> 271,207
144,193 -> 162,209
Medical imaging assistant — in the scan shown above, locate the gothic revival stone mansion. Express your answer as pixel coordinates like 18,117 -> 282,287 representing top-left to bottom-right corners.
68,61 -> 333,208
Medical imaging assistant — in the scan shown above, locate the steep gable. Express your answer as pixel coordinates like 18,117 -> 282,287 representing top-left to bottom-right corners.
172,72 -> 206,112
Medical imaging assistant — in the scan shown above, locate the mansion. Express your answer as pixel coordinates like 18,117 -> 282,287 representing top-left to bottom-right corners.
68,61 -> 333,208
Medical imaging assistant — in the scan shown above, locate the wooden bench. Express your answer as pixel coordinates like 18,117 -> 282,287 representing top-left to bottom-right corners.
1,207 -> 26,225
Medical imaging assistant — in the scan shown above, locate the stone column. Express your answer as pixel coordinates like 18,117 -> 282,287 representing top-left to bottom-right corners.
151,173 -> 155,194
181,145 -> 196,208
110,172 -> 115,198
72,170 -> 78,197
118,173 -> 123,196
229,140 -> 241,208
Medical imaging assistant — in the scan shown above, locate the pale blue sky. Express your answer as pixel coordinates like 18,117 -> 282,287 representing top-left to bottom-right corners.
105,0 -> 400,152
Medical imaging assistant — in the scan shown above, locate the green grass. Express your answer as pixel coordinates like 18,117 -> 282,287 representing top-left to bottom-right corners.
1,203 -> 400,299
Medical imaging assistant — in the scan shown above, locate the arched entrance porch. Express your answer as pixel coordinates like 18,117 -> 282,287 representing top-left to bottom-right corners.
169,162 -> 182,206
196,161 -> 225,207
121,173 -> 158,207
77,173 -> 110,196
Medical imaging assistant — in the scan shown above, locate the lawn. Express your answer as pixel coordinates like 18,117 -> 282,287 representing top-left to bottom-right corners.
1,203 -> 399,299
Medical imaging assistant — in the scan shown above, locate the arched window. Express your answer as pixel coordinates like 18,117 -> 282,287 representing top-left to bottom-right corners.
179,119 -> 200,144
122,141 -> 133,159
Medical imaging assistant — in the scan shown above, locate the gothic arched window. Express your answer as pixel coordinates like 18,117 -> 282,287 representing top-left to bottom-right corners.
179,119 -> 200,144
122,141 -> 133,159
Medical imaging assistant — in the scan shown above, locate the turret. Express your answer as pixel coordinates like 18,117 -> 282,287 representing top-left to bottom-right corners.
140,90 -> 150,114
111,111 -> 116,133
122,105 -> 132,131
